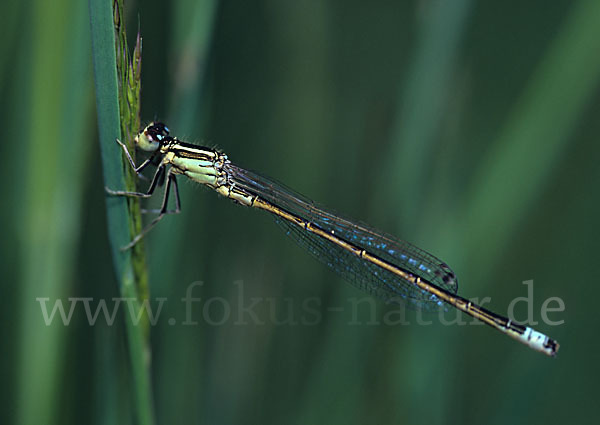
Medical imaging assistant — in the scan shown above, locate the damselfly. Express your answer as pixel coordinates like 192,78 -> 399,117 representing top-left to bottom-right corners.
107,123 -> 559,356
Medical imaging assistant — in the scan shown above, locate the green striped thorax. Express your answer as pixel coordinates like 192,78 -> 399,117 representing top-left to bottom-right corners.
135,122 -> 232,192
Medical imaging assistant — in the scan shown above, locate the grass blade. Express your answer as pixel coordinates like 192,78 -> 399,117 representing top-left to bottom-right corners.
89,0 -> 154,423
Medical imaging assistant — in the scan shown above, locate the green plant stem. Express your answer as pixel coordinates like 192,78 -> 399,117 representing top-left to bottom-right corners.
89,0 -> 154,424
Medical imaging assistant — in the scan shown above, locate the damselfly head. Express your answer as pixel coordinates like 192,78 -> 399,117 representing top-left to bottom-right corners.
135,122 -> 170,151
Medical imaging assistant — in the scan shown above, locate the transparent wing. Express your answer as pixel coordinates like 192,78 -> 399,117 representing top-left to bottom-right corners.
227,164 -> 458,311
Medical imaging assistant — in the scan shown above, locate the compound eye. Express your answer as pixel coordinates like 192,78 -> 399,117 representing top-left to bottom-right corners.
151,122 -> 170,139
143,124 -> 164,143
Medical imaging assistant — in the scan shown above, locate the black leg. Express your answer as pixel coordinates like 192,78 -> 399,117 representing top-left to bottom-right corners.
140,171 -> 182,214
105,163 -> 165,198
121,169 -> 181,250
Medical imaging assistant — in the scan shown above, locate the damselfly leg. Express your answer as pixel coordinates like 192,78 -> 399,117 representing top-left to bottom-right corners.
105,138 -> 181,250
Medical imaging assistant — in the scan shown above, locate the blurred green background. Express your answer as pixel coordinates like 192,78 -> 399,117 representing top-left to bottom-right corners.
3,0 -> 599,424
